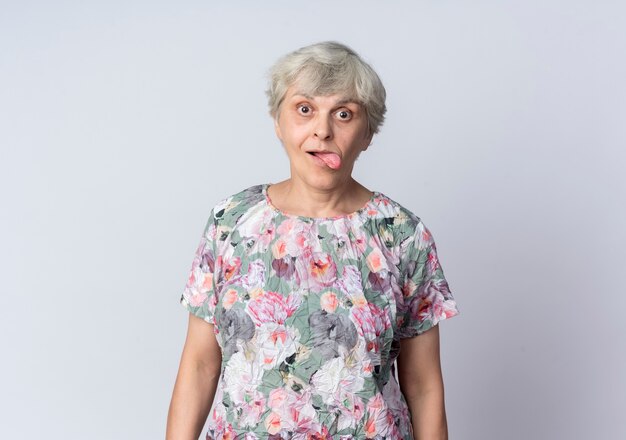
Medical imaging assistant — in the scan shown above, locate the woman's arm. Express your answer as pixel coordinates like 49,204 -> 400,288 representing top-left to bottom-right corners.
397,324 -> 449,440
166,313 -> 222,440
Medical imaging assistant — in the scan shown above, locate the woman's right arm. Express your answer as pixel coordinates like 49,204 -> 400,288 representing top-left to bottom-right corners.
166,313 -> 222,440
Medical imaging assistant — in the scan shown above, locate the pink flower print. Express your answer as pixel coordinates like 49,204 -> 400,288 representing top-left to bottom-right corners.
205,220 -> 217,240
247,291 -> 301,325
238,259 -> 266,290
331,220 -> 350,237
258,222 -> 276,249
221,424 -> 236,440
307,252 -> 337,290
188,291 -> 208,308
288,406 -> 301,429
367,393 -> 384,411
415,278 -> 456,322
375,193 -> 391,206
192,237 -> 215,272
276,217 -> 307,236
368,194 -> 392,217
257,222 -> 276,249
354,237 -> 367,256
402,278 -> 417,298
268,387 -> 320,434
265,412 -> 282,435
336,266 -> 367,306
220,256 -> 241,281
272,239 -> 288,259
267,328 -> 287,346
416,297 -> 437,321
350,228 -> 368,256
275,220 -> 309,256
201,272 -> 214,291
249,287 -> 263,300
368,236 -> 400,269
366,247 -> 388,273
382,380 -> 412,435
337,394 -> 365,431
351,303 -> 391,372
255,323 -> 300,369
351,303 -> 391,354
364,418 -> 376,438
351,295 -> 368,308
421,227 -> 432,245
320,291 -> 339,313
186,269 -> 198,289
268,388 -> 289,410
238,205 -> 275,241
426,248 -> 440,274
411,223 -> 433,251
307,426 -> 332,440
222,289 -> 238,310
364,394 -> 395,438
239,390 -> 267,428
290,410 -> 319,434
443,303 -> 458,319
364,204 -> 380,217
209,394 -> 227,431
183,266 -> 217,309
183,239 -> 217,306
285,232 -> 308,257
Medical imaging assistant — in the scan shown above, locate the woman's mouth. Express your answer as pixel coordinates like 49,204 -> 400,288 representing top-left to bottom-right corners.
307,151 -> 342,170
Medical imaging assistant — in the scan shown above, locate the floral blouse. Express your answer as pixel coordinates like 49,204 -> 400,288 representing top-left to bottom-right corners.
180,183 -> 459,440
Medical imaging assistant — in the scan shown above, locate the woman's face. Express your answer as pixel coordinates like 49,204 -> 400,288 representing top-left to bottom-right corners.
274,85 -> 372,190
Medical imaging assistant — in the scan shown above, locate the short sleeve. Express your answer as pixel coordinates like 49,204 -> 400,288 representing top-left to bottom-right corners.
179,209 -> 219,324
396,221 -> 460,338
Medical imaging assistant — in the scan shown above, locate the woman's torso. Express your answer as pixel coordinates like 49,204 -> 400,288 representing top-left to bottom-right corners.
192,183 -> 425,439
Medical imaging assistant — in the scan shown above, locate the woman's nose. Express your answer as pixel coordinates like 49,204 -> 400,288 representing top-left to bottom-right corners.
313,115 -> 332,140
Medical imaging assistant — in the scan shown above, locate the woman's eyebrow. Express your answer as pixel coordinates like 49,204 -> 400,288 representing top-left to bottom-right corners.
335,98 -> 359,106
291,91 -> 313,100
292,92 -> 358,106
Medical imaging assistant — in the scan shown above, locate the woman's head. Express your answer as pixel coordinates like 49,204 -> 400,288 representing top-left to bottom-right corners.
266,41 -> 387,137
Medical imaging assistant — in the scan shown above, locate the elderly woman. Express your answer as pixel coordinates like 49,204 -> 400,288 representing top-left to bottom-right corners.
167,41 -> 460,440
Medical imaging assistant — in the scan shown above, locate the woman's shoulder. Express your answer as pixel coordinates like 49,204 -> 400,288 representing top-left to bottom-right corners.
372,191 -> 426,236
371,192 -> 440,267
209,183 -> 266,226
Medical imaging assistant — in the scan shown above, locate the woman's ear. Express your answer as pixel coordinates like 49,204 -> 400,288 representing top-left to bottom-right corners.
362,133 -> 374,151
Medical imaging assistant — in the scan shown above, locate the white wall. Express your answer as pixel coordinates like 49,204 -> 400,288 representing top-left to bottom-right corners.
1,1 -> 624,438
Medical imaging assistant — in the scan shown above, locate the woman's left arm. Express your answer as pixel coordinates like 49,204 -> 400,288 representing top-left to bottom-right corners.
397,324 -> 449,440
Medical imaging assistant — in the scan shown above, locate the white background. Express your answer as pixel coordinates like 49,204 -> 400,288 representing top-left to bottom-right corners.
1,1 -> 624,439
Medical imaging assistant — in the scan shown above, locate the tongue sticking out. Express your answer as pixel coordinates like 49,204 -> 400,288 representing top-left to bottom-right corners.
313,152 -> 342,170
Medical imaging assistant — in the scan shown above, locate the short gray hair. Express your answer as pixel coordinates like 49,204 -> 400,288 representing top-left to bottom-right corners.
266,41 -> 387,136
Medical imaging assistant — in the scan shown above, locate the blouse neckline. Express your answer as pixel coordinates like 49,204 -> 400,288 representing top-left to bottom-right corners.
262,182 -> 379,221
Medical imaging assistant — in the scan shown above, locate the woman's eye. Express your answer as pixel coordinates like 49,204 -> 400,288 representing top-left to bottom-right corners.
336,110 -> 352,120
297,105 -> 311,115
